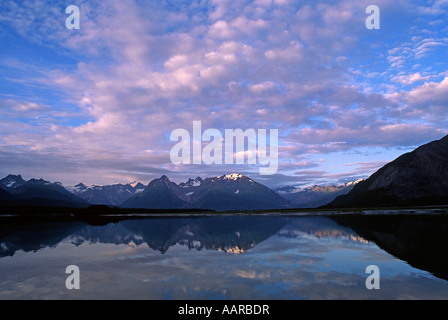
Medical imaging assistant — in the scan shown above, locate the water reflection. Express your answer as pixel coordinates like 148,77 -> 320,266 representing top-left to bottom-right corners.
0,216 -> 290,256
1,215 -> 448,277
330,215 -> 448,281
278,216 -> 370,244
1,214 -> 448,299
0,220 -> 85,257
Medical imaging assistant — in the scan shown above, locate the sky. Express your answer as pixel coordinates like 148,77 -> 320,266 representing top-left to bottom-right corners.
0,0 -> 447,188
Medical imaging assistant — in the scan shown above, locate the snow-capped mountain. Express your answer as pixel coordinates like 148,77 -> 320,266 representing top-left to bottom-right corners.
275,179 -> 365,208
122,175 -> 191,209
123,173 -> 291,211
179,177 -> 203,188
67,181 -> 146,206
189,173 -> 288,211
0,174 -> 26,190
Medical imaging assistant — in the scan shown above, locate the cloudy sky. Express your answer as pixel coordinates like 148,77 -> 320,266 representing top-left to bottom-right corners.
0,0 -> 447,188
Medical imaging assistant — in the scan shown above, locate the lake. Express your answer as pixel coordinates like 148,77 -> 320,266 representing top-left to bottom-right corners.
1,211 -> 448,300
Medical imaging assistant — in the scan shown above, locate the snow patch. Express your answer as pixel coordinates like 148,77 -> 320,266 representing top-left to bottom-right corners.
6,181 -> 15,188
278,188 -> 301,195
181,178 -> 202,187
346,178 -> 365,187
66,185 -> 85,193
222,173 -> 243,181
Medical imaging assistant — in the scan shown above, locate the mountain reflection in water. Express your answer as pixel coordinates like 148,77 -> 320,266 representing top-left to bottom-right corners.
1,213 -> 448,299
330,214 -> 448,282
0,216 -> 290,256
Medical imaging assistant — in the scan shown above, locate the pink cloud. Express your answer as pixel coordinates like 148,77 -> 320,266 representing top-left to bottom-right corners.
1,0 -> 447,186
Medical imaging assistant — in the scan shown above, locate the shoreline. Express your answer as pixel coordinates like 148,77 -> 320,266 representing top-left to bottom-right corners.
0,205 -> 447,221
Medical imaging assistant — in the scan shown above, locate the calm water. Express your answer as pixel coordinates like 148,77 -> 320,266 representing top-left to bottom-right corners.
1,212 -> 448,300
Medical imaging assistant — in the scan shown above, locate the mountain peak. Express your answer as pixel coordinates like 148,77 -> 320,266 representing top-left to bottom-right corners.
160,175 -> 170,182
130,181 -> 140,188
179,177 -> 203,188
0,174 -> 26,189
146,175 -> 172,188
27,178 -> 50,185
75,183 -> 88,190
3,174 -> 23,180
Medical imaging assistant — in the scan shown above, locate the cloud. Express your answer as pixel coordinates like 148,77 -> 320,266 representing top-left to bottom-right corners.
0,0 -> 447,186
391,72 -> 431,85
417,0 -> 448,15
285,122 -> 447,156
407,76 -> 448,106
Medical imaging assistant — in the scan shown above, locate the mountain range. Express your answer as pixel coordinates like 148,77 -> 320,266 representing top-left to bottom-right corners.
67,181 -> 146,206
0,173 -> 292,210
327,135 -> 448,208
0,172 -> 362,211
0,175 -> 89,208
122,173 -> 291,211
1,134 -> 448,211
275,179 -> 364,208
